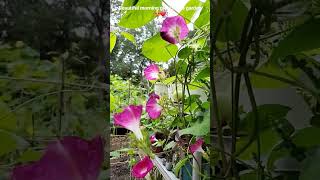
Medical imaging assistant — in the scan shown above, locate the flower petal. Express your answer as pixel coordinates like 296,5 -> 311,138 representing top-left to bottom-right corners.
189,138 -> 204,154
144,64 -> 160,81
146,93 -> 162,119
132,156 -> 154,178
113,105 -> 143,140
150,134 -> 158,143
11,136 -> 104,180
160,16 -> 189,44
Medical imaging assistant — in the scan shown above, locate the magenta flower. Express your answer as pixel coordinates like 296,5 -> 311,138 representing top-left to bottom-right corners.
150,134 -> 158,143
189,138 -> 205,154
146,93 -> 162,119
114,105 -> 144,140
132,156 -> 154,178
160,16 -> 189,44
11,136 -> 104,180
144,64 -> 160,81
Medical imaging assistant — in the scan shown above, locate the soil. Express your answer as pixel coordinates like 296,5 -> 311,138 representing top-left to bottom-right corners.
111,135 -> 130,151
110,135 -> 131,180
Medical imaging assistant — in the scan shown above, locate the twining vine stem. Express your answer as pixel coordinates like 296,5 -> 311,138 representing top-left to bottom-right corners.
209,2 -> 228,174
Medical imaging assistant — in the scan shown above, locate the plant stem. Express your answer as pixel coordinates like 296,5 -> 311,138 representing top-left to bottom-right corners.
209,13 -> 228,174
251,71 -> 320,101
244,73 -> 263,180
231,7 -> 256,179
58,56 -> 65,138
0,76 -> 108,90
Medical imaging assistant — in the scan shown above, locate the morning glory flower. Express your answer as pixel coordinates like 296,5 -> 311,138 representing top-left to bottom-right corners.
132,156 -> 154,178
144,64 -> 160,81
146,93 -> 162,119
11,136 -> 104,180
149,134 -> 158,143
113,105 -> 144,140
160,16 -> 189,44
189,138 -> 205,154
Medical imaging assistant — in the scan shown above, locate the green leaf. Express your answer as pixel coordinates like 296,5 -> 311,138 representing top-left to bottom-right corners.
215,0 -> 249,41
176,60 -> 188,75
121,32 -> 136,46
110,94 -> 116,112
267,146 -> 290,171
195,67 -> 210,81
238,104 -> 291,160
271,19 -> 320,63
122,0 -> 139,7
118,0 -> 161,28
237,129 -> 280,160
300,148 -> 320,180
173,157 -> 189,176
178,47 -> 192,59
240,171 -> 258,180
240,104 -> 291,133
17,149 -> 42,163
0,129 -> 28,157
0,130 -> 17,156
194,0 -> 209,28
142,33 -> 178,62
163,76 -> 176,85
251,64 -> 300,88
180,0 -> 203,23
179,111 -> 209,136
71,93 -> 86,112
292,127 -> 320,149
110,150 -> 121,158
164,141 -> 176,151
310,114 -> 320,128
0,101 -> 17,131
267,127 -> 320,171
110,32 -> 117,53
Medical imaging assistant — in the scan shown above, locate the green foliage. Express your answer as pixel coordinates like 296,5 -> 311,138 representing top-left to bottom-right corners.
240,104 -> 291,133
299,148 -> 320,180
214,0 -> 249,41
251,64 -> 300,88
110,32 -> 117,52
118,0 -> 161,28
163,141 -> 176,151
17,149 -> 42,163
267,127 -> 320,171
111,0 -> 320,178
271,19 -> 320,63
179,0 -> 203,23
237,104 -> 292,159
173,157 -> 189,176
142,33 -> 178,62
0,130 -> 17,157
179,111 -> 210,136
194,0 -> 210,28
110,75 -> 146,115
0,42 -> 106,168
238,129 -> 280,160
120,32 -> 136,46
0,101 -> 17,131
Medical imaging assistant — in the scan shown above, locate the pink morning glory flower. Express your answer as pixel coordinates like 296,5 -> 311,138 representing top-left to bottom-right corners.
11,136 -> 104,180
113,105 -> 144,140
146,93 -> 162,119
150,134 -> 158,143
189,138 -> 205,154
144,64 -> 160,81
132,156 -> 154,178
160,16 -> 189,44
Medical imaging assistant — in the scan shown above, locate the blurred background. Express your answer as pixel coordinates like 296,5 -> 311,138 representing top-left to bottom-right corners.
0,0 -> 109,179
